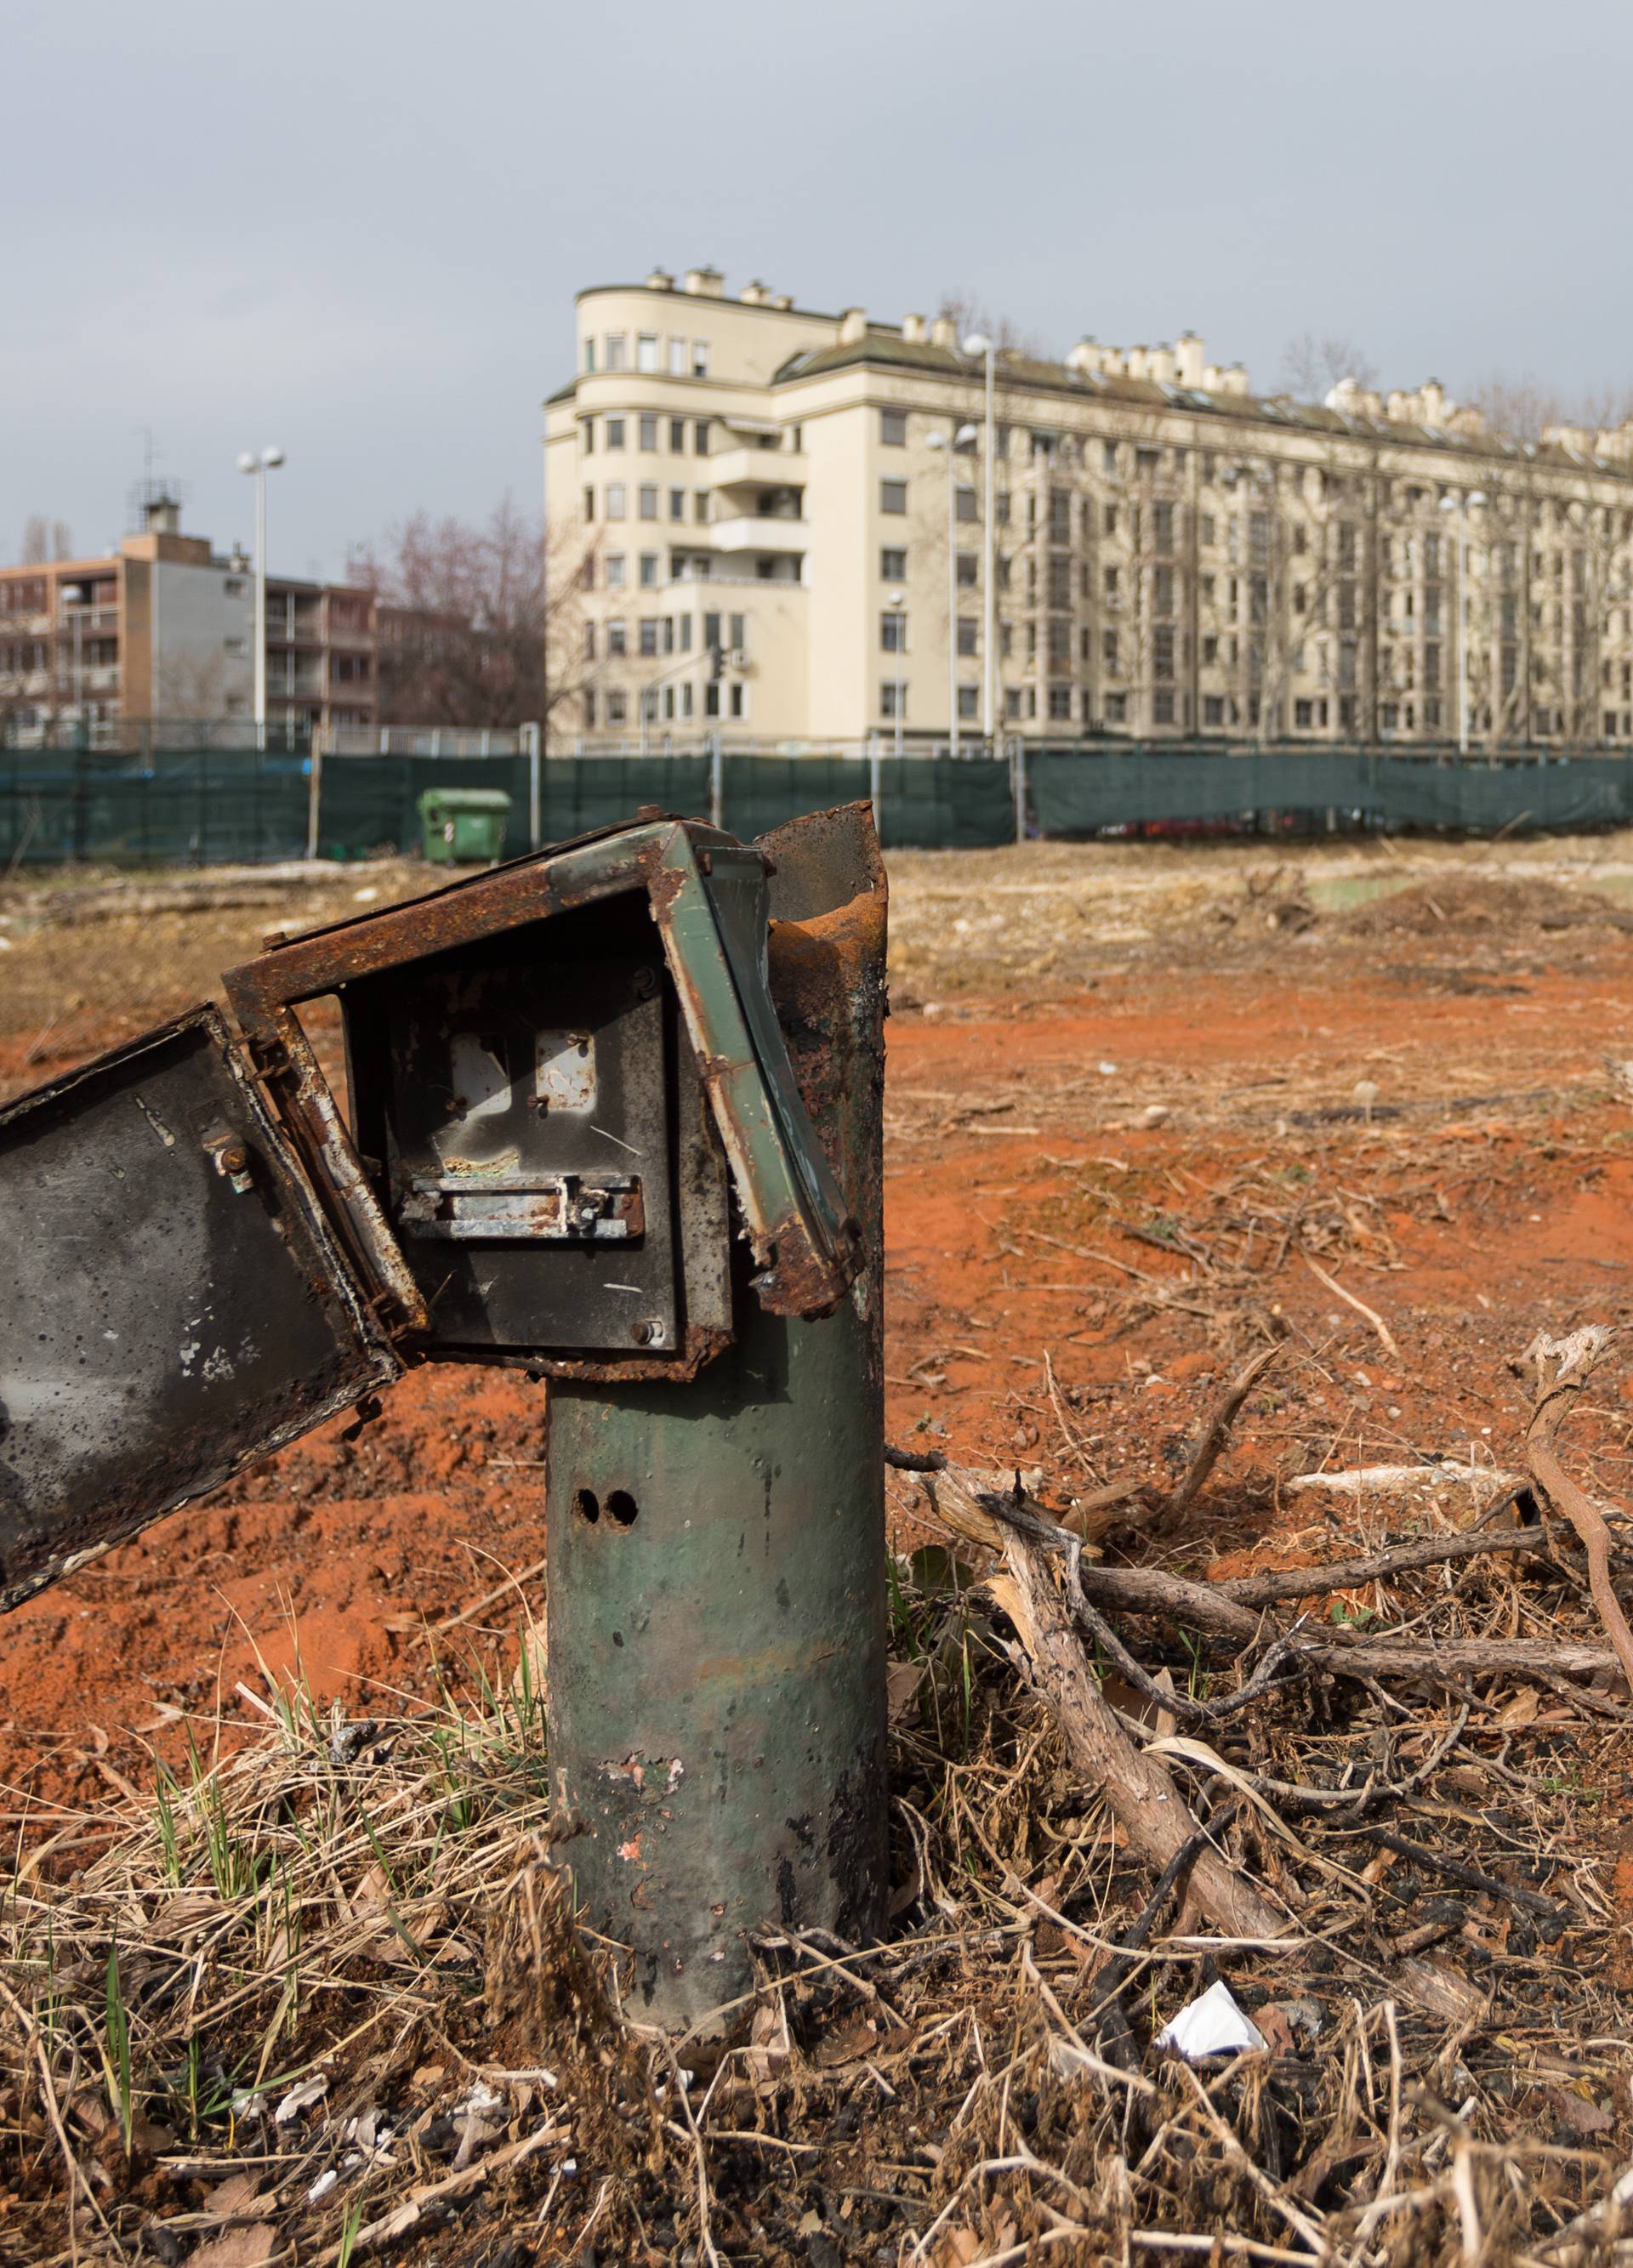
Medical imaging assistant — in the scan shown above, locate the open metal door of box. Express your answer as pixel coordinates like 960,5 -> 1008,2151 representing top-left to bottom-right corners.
0,1005 -> 401,1611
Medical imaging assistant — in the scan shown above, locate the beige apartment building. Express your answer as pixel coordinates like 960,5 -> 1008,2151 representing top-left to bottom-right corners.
0,497 -> 378,746
545,266 -> 1633,750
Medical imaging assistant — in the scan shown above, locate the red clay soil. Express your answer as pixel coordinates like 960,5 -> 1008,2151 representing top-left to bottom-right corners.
5,941 -> 1633,1824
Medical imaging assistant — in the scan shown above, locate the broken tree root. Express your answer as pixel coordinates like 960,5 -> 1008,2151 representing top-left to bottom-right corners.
1519,1325 -> 1633,1695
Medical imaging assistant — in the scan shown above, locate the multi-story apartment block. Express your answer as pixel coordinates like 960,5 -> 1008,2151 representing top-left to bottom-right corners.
0,497 -> 378,745
546,266 -> 1633,749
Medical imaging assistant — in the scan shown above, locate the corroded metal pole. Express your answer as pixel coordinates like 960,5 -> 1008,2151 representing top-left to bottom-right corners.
546,810 -> 888,2031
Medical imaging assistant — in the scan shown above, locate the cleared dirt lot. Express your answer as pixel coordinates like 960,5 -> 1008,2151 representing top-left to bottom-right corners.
4,833 -> 1633,1801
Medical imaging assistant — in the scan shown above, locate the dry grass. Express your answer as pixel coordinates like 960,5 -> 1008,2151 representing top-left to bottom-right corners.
5,1480 -> 1633,2267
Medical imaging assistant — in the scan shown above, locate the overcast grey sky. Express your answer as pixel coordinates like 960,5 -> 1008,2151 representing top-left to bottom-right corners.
8,0 -> 1632,581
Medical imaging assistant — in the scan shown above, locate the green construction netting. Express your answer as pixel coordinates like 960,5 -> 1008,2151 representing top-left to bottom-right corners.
7,746 -> 1633,867
1026,749 -> 1633,836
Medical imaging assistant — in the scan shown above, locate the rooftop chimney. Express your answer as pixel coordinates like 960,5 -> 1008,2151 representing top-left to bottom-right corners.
1148,343 -> 1176,386
1124,344 -> 1151,381
739,280 -> 769,304
1419,378 -> 1446,424
771,293 -> 794,310
684,265 -> 725,297
144,495 -> 181,536
646,266 -> 674,291
1220,363 -> 1251,399
902,313 -> 925,344
839,306 -> 867,344
1067,338 -> 1106,377
1175,332 -> 1205,386
930,314 -> 957,350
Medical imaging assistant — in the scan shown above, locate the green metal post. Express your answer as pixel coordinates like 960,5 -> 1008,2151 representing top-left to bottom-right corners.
546,821 -> 888,2032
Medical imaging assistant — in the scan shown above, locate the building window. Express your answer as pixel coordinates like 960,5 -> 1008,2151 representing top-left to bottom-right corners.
583,623 -> 596,661
1102,441 -> 1118,475
606,484 -> 626,520
729,682 -> 744,717
879,680 -> 907,719
956,550 -> 977,587
583,486 -> 595,522
639,486 -> 658,520
606,554 -> 626,588
729,612 -> 746,649
954,485 -> 977,523
1153,627 -> 1175,680
956,619 -> 977,657
880,480 -> 908,515
665,488 -> 683,522
880,611 -> 907,652
640,620 -> 658,657
637,333 -> 658,372
694,492 -> 710,523
1203,695 -> 1226,727
639,554 -> 658,588
606,417 -> 625,449
1152,690 -> 1177,725
1102,565 -> 1118,599
583,689 -> 597,726
1105,691 -> 1128,723
640,414 -> 658,450
669,418 -> 686,452
880,408 -> 908,446
692,339 -> 709,378
680,681 -> 694,718
880,548 -> 908,580
606,333 -> 627,371
580,420 -> 595,454
694,420 -> 710,454
705,682 -> 720,716
1102,629 -> 1118,670
958,685 -> 978,719
669,338 -> 686,376
1048,686 -> 1073,720
607,690 -> 627,724
607,619 -> 627,657
1004,689 -> 1023,720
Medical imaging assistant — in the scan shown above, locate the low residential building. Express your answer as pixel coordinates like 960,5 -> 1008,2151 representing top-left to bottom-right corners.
0,497 -> 378,745
545,266 -> 1633,749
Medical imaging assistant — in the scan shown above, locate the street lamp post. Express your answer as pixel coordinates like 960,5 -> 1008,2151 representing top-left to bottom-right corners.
962,334 -> 997,743
1439,489 -> 1487,757
237,446 -> 285,748
886,587 -> 906,759
925,424 -> 979,757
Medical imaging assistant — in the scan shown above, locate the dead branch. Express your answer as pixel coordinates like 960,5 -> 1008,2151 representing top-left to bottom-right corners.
1163,1344 -> 1283,1519
917,1464 -> 1290,1942
1518,1326 -> 1633,1693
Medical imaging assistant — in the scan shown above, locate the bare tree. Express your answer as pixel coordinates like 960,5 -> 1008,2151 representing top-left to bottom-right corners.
1279,333 -> 1378,401
20,517 -> 73,565
1464,373 -> 1633,441
349,497 -> 595,736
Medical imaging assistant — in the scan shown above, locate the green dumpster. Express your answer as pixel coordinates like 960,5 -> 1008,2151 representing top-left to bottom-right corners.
418,786 -> 512,866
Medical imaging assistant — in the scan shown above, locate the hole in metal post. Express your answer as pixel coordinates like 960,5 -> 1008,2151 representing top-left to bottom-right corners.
572,1488 -> 600,1526
606,1489 -> 640,1529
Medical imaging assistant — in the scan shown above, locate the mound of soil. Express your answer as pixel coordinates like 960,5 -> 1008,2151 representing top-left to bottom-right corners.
1344,873 -> 1633,936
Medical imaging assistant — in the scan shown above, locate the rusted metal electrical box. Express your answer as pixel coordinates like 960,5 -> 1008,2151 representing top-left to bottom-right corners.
0,805 -> 889,2030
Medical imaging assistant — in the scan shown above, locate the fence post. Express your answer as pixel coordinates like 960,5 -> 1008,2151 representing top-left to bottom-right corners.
868,735 -> 883,835
523,720 -> 542,850
1012,734 -> 1028,844
306,727 -> 326,861
708,733 -> 724,829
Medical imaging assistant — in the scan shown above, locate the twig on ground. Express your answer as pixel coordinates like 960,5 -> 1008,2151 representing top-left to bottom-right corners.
1300,1249 -> 1403,1361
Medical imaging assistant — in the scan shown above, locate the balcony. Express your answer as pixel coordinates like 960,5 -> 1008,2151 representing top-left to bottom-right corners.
706,514 -> 808,557
709,445 -> 806,492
